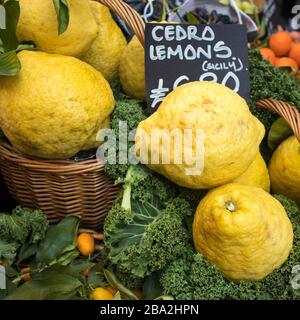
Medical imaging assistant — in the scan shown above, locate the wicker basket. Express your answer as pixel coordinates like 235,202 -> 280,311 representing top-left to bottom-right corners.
1,0 -> 299,230
0,0 -> 146,229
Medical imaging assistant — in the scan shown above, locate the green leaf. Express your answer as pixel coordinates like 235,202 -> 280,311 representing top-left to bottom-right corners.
109,196 -> 164,258
268,118 -> 293,150
6,273 -> 82,300
154,295 -> 175,300
104,269 -> 139,301
17,243 -> 39,265
278,66 -> 294,74
0,0 -> 20,52
35,216 -> 80,266
87,262 -> 106,289
113,291 -> 122,300
0,50 -> 20,76
53,0 -> 70,35
142,273 -> 162,300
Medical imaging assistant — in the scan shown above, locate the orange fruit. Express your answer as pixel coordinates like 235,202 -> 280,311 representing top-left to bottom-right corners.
269,31 -> 292,56
77,233 -> 95,256
275,57 -> 299,75
289,43 -> 300,67
90,287 -> 114,300
259,48 -> 276,65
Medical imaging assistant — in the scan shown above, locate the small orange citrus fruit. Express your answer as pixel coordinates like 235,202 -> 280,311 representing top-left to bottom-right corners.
269,31 -> 292,56
259,48 -> 276,65
275,57 -> 299,75
289,43 -> 300,67
77,233 -> 95,256
91,287 -> 114,300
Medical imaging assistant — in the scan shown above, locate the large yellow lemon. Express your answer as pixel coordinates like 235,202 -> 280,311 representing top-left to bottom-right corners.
0,51 -> 114,159
233,153 -> 270,192
269,135 -> 300,204
17,0 -> 98,57
119,36 -> 146,100
81,1 -> 127,81
135,82 -> 265,189
193,183 -> 293,281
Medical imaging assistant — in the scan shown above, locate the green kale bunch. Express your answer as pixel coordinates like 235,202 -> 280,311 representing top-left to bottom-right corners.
0,206 -> 48,262
160,195 -> 300,300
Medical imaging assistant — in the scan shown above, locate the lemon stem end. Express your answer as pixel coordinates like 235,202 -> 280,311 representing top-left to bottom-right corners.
225,200 -> 238,212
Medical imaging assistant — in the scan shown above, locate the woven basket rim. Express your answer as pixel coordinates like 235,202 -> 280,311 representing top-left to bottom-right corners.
0,142 -> 104,174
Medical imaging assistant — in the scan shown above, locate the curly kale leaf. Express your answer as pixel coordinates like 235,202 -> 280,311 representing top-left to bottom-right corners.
104,194 -> 192,278
104,96 -> 147,181
0,207 -> 48,262
0,240 -> 18,261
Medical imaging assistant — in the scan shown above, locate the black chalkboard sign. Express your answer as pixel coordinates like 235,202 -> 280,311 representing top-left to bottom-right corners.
145,23 -> 250,113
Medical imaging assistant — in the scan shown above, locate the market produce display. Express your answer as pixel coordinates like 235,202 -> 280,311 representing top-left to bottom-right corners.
0,0 -> 300,302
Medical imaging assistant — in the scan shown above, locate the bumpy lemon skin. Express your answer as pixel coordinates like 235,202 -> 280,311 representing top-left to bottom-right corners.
269,136 -> 300,204
192,183 -> 294,281
81,1 -> 127,81
0,51 -> 114,160
119,36 -> 146,100
81,117 -> 111,151
233,153 -> 270,192
17,0 -> 98,57
135,82 -> 265,189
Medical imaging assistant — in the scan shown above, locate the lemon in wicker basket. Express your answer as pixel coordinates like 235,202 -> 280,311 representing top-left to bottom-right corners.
17,0 -> 98,57
81,1 -> 127,81
0,50 -> 114,159
119,35 -> 146,100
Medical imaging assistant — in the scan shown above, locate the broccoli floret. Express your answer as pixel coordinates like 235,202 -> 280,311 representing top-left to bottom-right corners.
160,195 -> 300,300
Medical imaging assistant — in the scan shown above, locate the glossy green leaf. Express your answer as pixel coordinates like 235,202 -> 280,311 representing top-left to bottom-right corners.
17,243 -> 39,265
142,272 -> 162,300
0,50 -> 20,76
88,261 -> 106,289
0,0 -> 20,52
104,269 -> 138,300
53,0 -> 70,35
35,216 -> 80,266
6,273 -> 82,300
268,117 -> 293,150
